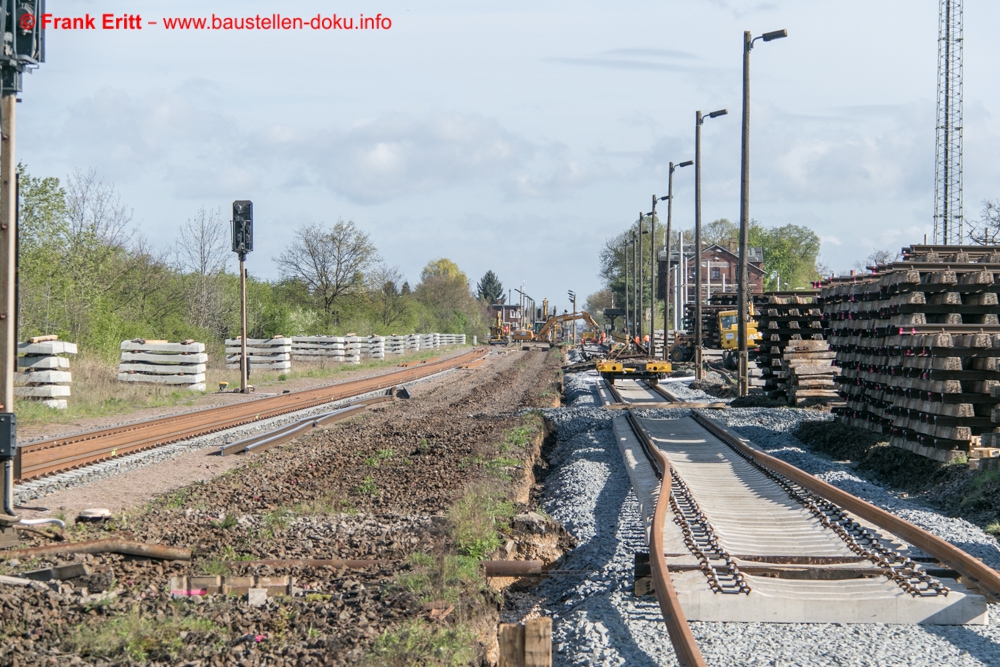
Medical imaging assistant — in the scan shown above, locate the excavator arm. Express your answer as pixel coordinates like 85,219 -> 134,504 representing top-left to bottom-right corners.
536,311 -> 601,341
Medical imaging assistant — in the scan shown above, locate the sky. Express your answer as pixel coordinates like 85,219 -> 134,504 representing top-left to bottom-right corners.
14,0 -> 1000,313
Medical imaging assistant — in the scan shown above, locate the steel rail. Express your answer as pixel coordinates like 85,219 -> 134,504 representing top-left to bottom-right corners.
623,409 -> 708,667
218,395 -> 394,456
692,410 -> 1000,601
14,348 -> 486,481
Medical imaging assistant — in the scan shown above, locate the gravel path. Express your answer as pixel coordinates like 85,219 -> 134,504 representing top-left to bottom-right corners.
526,371 -> 1000,666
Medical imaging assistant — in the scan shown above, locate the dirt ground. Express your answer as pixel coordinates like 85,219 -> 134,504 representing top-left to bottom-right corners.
0,346 -> 565,666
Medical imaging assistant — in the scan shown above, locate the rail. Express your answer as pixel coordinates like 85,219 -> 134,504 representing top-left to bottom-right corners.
15,348 -> 487,481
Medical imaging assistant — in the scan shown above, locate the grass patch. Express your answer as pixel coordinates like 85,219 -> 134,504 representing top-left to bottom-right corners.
64,606 -> 222,662
985,520 -> 1000,536
449,487 -> 516,559
292,492 -> 355,515
211,513 -> 238,530
364,619 -> 477,667
356,476 -> 378,497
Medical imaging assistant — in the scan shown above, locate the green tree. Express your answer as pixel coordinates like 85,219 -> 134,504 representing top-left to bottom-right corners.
748,222 -> 822,290
475,270 -> 504,303
274,219 -> 377,317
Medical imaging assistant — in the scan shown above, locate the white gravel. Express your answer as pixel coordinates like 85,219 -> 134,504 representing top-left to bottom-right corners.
530,371 -> 1000,666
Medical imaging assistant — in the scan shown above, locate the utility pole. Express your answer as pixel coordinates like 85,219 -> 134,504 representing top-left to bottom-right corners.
567,290 -> 577,343
695,108 -> 727,380
631,231 -> 638,341
662,160 -> 692,360
624,238 -> 630,336
232,201 -> 253,393
637,213 -> 644,346
738,28 -> 786,396
0,2 -> 45,541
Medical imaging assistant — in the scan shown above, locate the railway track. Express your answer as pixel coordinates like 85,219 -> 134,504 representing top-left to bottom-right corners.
602,382 -> 1000,666
13,348 -> 487,482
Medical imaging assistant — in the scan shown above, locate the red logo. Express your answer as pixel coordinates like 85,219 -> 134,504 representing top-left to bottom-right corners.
19,13 -> 35,30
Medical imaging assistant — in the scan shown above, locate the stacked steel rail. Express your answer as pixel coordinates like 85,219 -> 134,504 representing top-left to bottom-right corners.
14,348 -> 486,481
820,244 -> 1000,461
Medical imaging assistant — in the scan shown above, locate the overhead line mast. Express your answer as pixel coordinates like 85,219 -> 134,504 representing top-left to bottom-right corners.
934,0 -> 964,245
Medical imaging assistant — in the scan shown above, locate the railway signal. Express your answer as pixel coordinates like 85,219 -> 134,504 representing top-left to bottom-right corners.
232,200 -> 253,393
0,0 -> 45,542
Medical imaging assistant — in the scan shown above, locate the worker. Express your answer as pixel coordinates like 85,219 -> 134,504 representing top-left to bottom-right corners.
644,334 -> 650,344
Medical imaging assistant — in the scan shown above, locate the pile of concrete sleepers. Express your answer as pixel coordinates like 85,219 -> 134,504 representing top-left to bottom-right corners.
16,337 -> 77,409
290,336 -> 347,361
752,291 -> 827,401
225,336 -> 291,371
119,339 -> 207,391
683,292 -> 737,349
820,244 -> 1000,462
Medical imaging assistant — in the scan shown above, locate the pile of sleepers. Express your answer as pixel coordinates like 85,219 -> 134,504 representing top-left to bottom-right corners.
683,292 -> 737,348
752,291 -> 829,401
819,244 -> 1000,462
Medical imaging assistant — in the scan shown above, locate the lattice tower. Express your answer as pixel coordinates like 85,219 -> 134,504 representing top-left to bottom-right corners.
934,0 -> 964,245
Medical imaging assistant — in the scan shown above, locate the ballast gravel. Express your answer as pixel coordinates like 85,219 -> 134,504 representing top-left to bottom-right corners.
13,372 -> 456,505
529,372 -> 1000,666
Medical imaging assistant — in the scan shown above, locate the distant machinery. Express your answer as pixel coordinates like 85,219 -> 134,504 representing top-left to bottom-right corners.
934,0 -> 964,245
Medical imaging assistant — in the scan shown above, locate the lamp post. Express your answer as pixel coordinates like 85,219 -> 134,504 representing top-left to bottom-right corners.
631,231 -> 638,340
738,28 -> 787,396
624,235 -> 631,336
661,160 -> 693,360
695,108 -> 728,380
638,212 -> 646,346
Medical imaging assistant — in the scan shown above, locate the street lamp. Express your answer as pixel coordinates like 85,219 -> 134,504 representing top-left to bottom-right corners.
661,160 -> 693,360
637,213 -> 650,346
738,28 -> 787,396
695,108 -> 728,380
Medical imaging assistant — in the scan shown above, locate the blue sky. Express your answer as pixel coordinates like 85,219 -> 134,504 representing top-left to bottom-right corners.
16,0 -> 1000,312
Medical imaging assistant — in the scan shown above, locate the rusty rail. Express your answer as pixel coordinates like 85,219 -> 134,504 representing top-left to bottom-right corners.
15,348 -> 486,481
692,410 -> 1000,601
2,539 -> 191,561
624,409 -> 708,667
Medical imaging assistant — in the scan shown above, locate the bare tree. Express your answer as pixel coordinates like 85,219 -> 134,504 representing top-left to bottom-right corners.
853,248 -> 897,271
65,169 -> 134,249
176,207 -> 232,333
274,220 -> 377,314
969,199 -> 1000,245
366,263 -> 409,328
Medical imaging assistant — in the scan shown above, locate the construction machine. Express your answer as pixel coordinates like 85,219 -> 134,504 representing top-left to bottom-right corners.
668,307 -> 760,366
535,311 -> 601,343
488,312 -> 508,345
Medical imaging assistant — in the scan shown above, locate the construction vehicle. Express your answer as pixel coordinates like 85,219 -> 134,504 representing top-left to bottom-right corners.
669,307 -> 760,365
535,311 -> 600,343
489,312 -> 508,345
719,309 -> 761,368
511,329 -> 535,342
596,358 -> 672,385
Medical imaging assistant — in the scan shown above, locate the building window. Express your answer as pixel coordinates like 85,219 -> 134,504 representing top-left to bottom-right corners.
711,268 -> 721,279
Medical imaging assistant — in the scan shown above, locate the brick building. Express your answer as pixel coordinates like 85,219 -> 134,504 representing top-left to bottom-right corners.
658,242 -> 765,304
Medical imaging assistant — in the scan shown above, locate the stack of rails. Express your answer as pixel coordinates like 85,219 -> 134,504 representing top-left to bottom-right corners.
820,244 -> 1000,461
752,291 -> 826,401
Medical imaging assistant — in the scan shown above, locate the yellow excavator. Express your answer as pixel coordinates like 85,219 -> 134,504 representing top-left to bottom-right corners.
536,311 -> 601,343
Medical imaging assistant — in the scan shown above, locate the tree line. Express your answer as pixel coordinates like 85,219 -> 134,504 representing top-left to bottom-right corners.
585,216 -> 823,328
17,165 -> 498,359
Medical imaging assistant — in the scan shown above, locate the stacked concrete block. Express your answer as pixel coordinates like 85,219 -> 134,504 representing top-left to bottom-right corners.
225,336 -> 291,371
386,336 -> 406,355
406,334 -> 420,352
16,338 -> 77,409
290,336 -> 346,361
344,336 -> 362,364
118,340 -> 207,391
367,336 -> 385,360
420,334 -> 436,350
